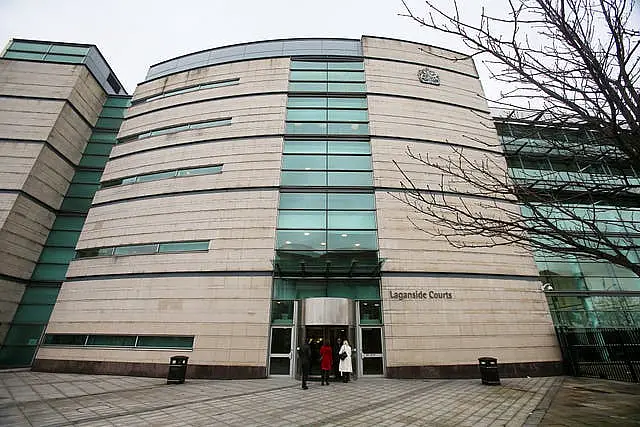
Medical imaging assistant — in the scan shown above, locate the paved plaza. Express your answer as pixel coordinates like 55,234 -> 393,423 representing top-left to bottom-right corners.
0,371 -> 638,426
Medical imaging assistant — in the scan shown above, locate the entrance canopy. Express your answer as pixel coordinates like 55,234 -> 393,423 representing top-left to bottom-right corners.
273,250 -> 383,278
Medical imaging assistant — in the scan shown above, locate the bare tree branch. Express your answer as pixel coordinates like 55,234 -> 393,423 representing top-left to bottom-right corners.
396,0 -> 639,278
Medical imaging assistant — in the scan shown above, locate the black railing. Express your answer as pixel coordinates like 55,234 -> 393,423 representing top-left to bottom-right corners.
555,327 -> 640,383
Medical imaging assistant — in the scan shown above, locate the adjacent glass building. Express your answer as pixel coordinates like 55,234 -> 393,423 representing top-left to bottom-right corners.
497,119 -> 640,382
11,36 -> 627,380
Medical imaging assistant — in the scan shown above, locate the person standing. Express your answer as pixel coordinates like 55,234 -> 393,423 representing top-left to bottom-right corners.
319,340 -> 333,386
298,339 -> 312,390
338,339 -> 353,383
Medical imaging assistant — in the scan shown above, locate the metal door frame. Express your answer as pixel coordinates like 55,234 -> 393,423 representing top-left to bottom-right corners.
357,326 -> 385,377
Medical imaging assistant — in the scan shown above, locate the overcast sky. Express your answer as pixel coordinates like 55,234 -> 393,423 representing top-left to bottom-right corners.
1,0 -> 636,98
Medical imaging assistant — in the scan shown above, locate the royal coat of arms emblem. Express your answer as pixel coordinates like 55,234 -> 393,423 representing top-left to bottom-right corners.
418,67 -> 440,85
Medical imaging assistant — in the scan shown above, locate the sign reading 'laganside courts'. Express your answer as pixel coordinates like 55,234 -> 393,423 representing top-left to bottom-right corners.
389,290 -> 453,301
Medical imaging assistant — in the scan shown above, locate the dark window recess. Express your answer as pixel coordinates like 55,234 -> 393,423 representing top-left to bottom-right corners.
107,73 -> 121,94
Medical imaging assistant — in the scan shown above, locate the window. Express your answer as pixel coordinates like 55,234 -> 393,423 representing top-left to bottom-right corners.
276,192 -> 377,251
139,78 -> 240,104
101,164 -> 223,188
106,73 -> 121,94
120,118 -> 231,143
75,240 -> 210,259
290,61 -> 364,71
43,334 -> 194,349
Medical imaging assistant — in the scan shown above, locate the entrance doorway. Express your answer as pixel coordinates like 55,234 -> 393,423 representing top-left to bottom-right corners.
302,326 -> 350,380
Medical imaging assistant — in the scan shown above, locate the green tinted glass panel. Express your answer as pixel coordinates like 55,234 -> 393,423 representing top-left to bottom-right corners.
114,244 -> 158,256
328,156 -> 372,170
43,334 -> 87,345
95,117 -> 123,130
137,171 -> 177,183
271,301 -> 294,324
281,171 -> 327,186
328,71 -> 365,82
158,241 -> 209,252
49,45 -> 89,55
90,131 -> 118,143
72,171 -> 102,184
327,62 -> 364,71
291,61 -> 328,70
176,165 -> 223,177
289,82 -> 328,92
31,263 -> 69,282
52,216 -> 85,231
328,172 -> 373,186
75,247 -> 114,258
21,287 -> 60,305
276,230 -> 326,250
87,335 -> 136,346
328,230 -> 378,250
290,70 -> 328,81
328,193 -> 375,210
287,98 -> 327,108
286,122 -> 327,134
279,193 -> 326,209
4,51 -> 45,60
45,54 -> 83,64
103,97 -> 131,108
283,140 -> 326,153
282,155 -> 326,170
328,123 -> 369,135
278,211 -> 326,229
328,211 -> 376,229
328,140 -> 371,154
46,230 -> 81,246
9,41 -> 50,52
200,78 -> 239,90
100,107 -> 126,119
60,196 -> 93,212
83,143 -> 112,156
136,336 -> 194,348
328,82 -> 366,92
79,155 -> 108,168
0,345 -> 37,366
67,183 -> 100,198
190,119 -> 231,129
38,247 -> 76,264
327,98 -> 367,109
328,110 -> 368,122
3,325 -> 45,345
286,110 -> 327,121
12,304 -> 53,323
101,179 -> 121,188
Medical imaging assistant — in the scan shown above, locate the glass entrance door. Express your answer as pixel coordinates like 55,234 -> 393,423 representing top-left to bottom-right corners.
269,327 -> 293,375
360,327 -> 384,375
302,326 -> 349,380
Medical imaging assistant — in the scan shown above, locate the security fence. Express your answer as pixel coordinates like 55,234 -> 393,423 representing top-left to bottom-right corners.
555,327 -> 640,383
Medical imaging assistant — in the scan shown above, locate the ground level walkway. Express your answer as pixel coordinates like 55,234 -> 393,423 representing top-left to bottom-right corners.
0,371 -> 638,426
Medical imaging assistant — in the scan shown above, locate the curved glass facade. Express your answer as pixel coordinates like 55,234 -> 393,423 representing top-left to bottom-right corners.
146,38 -> 362,81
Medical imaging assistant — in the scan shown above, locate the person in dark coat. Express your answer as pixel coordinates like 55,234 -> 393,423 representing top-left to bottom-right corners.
319,340 -> 333,386
298,339 -> 312,389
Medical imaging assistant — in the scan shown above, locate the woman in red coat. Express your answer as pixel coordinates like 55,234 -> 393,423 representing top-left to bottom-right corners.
319,340 -> 333,385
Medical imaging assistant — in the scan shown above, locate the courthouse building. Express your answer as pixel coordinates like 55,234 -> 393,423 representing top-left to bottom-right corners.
1,36 -> 578,379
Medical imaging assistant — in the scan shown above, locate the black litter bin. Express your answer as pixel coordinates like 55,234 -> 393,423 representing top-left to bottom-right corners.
167,356 -> 189,384
478,357 -> 500,385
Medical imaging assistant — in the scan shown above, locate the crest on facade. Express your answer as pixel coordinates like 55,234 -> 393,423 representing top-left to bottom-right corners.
418,67 -> 440,85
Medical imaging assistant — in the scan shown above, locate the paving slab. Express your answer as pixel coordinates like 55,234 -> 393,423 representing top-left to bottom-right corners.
0,371 -> 638,426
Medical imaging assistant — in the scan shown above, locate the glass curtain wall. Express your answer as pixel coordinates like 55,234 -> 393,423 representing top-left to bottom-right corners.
498,122 -> 640,327
0,96 -> 131,367
269,58 -> 383,375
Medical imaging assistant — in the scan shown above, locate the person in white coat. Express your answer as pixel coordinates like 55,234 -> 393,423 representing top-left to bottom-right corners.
338,339 -> 353,382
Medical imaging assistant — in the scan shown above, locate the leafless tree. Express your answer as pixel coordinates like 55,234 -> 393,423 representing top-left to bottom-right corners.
397,0 -> 640,277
